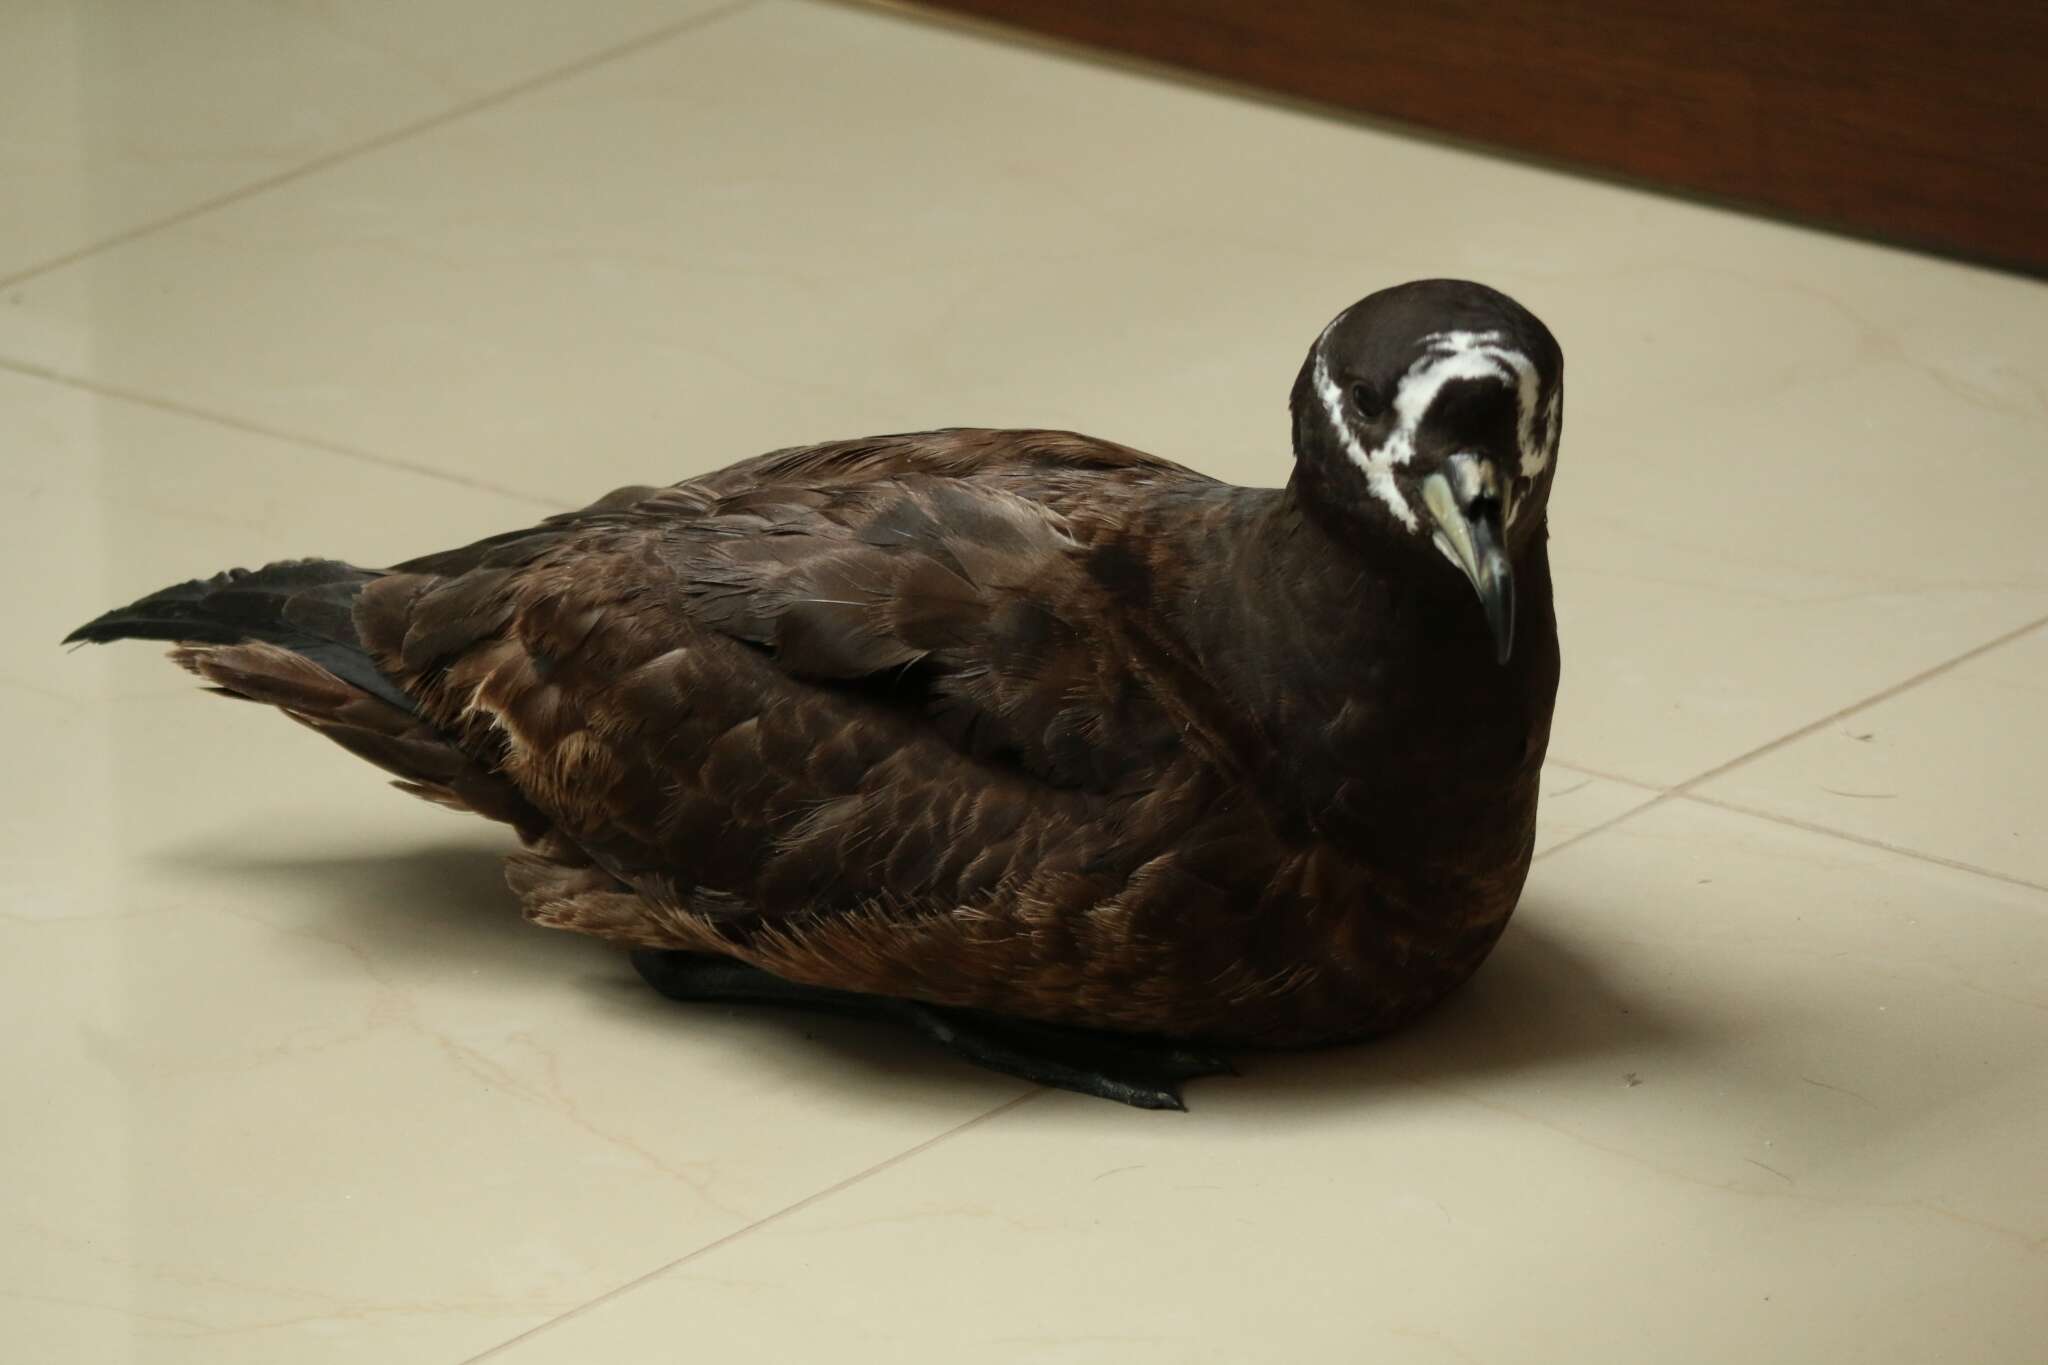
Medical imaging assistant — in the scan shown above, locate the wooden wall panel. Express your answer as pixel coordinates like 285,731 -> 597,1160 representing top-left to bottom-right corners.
918,0 -> 2048,274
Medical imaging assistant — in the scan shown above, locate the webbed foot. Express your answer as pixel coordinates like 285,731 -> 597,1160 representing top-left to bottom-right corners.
630,950 -> 1234,1110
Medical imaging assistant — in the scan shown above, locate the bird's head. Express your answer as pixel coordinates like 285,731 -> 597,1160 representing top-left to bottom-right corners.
1289,279 -> 1563,664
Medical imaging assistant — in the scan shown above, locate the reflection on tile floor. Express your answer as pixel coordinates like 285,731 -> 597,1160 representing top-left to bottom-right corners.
1,2 -> 2043,1361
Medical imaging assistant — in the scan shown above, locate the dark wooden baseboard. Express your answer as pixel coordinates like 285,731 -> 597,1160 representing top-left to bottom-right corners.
918,0 -> 2048,275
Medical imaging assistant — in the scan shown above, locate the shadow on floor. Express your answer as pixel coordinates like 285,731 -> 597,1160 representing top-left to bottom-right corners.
1212,897 -> 1697,1117
154,835 -> 964,1092
153,840 -> 1698,1116
152,836 -> 619,982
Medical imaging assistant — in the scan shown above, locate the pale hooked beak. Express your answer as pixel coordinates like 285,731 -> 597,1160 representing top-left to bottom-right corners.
1421,453 -> 1515,664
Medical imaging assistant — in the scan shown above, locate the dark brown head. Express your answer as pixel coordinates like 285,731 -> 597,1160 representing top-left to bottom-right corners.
1289,280 -> 1564,663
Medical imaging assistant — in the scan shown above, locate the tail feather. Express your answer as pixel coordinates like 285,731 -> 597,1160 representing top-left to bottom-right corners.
66,559 -> 414,711
170,642 -> 548,839
69,559 -> 548,840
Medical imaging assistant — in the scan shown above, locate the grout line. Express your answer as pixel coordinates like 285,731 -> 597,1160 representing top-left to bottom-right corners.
0,355 -> 562,509
0,0 -> 763,294
1533,611 -> 2048,870
1541,757 -> 1666,792
1664,612 -> 2048,795
1532,801 -> 1652,864
1681,792 -> 2048,895
459,1089 -> 1042,1362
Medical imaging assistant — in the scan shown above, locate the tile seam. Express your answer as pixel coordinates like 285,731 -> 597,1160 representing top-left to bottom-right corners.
0,355 -> 562,508
0,0 -> 764,294
457,1089 -> 1042,1363
1671,613 -> 2048,795
1679,791 -> 2048,896
1533,612 -> 2048,873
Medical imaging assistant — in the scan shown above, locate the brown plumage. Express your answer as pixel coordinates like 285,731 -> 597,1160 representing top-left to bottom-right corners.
68,280 -> 1564,1105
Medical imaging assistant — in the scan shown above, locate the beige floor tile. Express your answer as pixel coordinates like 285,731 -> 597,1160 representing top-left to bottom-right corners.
4,0 -> 2045,790
1534,766 -> 1658,854
0,0 -> 740,281
0,371 -> 1024,1364
472,800 -> 2048,1365
1694,623 -> 2048,888
7,1 -> 2045,1359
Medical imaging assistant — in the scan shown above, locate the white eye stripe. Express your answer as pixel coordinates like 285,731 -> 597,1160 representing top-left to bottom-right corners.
1313,343 -> 1417,530
1539,389 -> 1562,473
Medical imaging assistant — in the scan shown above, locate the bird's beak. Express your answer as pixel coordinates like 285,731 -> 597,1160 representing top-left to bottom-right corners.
1421,453 -> 1515,664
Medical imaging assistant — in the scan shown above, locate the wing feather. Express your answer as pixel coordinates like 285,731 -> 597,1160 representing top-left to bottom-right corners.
347,428 -> 1229,962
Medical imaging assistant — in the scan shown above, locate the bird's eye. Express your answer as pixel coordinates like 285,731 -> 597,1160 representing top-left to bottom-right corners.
1350,382 -> 1386,420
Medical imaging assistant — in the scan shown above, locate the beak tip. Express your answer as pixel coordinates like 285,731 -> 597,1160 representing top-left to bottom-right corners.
1486,564 -> 1516,666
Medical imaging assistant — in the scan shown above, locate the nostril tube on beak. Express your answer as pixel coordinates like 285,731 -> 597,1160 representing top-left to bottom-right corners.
1422,453 -> 1516,664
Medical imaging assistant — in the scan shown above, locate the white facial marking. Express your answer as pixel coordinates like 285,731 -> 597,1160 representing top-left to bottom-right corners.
1312,318 -> 1418,530
1402,330 -> 1546,475
1510,389 -> 1563,527
1315,317 -> 1559,533
1539,389 -> 1562,473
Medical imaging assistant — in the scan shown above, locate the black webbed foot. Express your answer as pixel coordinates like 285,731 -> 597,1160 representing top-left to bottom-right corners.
892,1002 -> 1236,1110
630,950 -> 1234,1110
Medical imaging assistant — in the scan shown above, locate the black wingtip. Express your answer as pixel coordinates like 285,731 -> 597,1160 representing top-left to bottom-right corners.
62,610 -> 149,647
60,598 -> 244,649
61,559 -> 370,650
63,612 -> 149,647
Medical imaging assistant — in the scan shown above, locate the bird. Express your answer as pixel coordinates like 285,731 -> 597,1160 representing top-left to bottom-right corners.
66,278 -> 1563,1110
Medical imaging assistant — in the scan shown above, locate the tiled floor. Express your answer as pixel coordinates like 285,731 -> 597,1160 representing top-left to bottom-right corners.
3,2 -> 2043,1360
